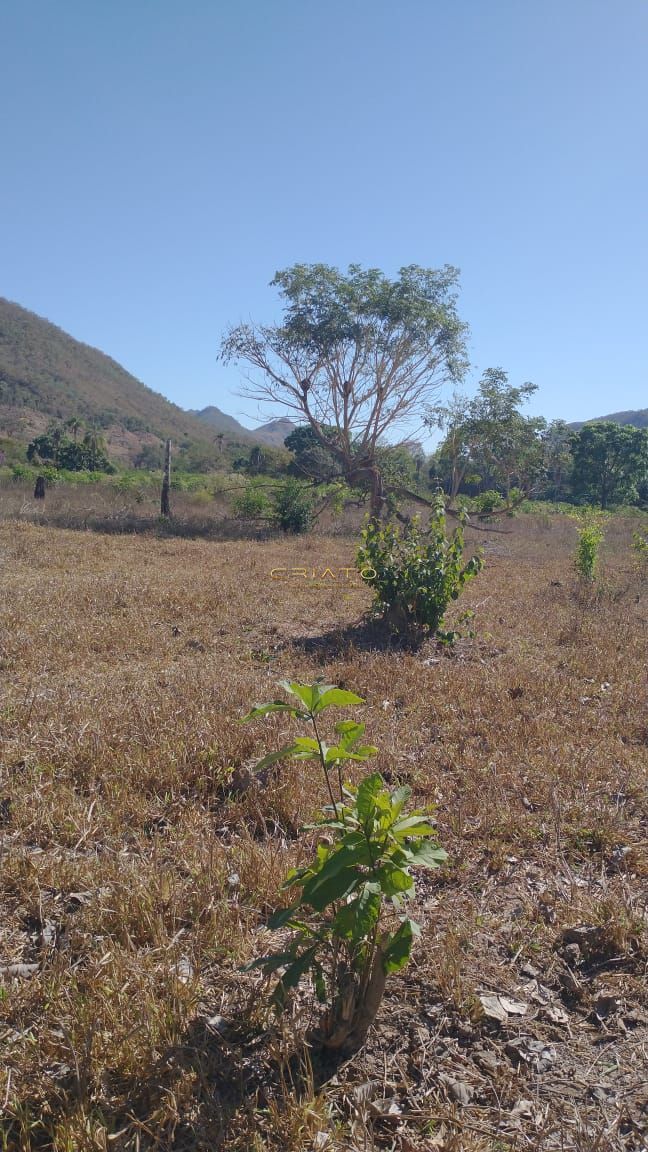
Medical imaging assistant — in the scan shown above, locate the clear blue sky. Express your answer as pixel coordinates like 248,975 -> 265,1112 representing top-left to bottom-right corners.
2,0 -> 646,434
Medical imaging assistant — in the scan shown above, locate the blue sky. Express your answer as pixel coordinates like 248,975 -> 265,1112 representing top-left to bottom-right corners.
2,0 -> 646,437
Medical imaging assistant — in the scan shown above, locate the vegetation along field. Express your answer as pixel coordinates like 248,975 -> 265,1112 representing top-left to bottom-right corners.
1,506 -> 647,1151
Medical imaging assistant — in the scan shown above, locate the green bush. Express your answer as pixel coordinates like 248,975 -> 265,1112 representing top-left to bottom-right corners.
11,463 -> 34,481
356,501 -> 483,638
472,489 -> 505,519
232,483 -> 271,520
272,477 -> 313,534
573,507 -> 607,582
242,679 -> 447,1054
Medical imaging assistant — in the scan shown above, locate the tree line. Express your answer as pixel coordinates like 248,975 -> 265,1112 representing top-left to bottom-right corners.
21,263 -> 648,515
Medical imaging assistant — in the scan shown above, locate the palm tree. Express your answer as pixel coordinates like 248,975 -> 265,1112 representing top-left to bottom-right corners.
65,416 -> 83,442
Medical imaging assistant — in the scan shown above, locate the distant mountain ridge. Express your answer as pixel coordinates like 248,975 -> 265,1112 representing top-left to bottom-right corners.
569,408 -> 648,430
189,407 -> 296,446
0,297 -> 297,463
5,294 -> 643,468
0,296 -> 224,463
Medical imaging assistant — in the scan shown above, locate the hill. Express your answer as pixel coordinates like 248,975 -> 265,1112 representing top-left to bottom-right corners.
190,407 -> 296,447
0,298 -> 238,465
569,407 -> 648,430
187,405 -> 254,440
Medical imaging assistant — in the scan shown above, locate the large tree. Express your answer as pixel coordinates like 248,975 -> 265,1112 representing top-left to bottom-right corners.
569,422 -> 648,508
221,263 -> 469,518
429,369 -> 545,503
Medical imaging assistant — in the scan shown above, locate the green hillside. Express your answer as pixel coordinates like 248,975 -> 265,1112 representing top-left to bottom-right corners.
0,297 -> 227,463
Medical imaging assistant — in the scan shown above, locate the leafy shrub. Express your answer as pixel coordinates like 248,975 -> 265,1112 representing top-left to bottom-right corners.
356,501 -> 483,638
242,679 -> 447,1054
472,489 -> 505,519
272,477 -> 313,533
11,463 -> 34,480
573,507 -> 607,582
232,483 -> 271,520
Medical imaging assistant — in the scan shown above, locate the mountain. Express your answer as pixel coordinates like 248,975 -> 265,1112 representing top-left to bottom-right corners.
191,408 -> 297,447
187,405 -> 253,439
0,297 -> 235,465
569,408 -> 648,431
245,417 -> 296,447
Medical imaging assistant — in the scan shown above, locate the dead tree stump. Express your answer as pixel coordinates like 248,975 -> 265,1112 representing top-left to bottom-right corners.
161,439 -> 171,517
34,476 -> 46,500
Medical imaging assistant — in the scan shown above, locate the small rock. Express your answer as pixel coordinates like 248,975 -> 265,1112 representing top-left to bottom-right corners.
520,962 -> 539,979
206,1014 -> 232,1036
476,1049 -> 502,1074
448,1080 -> 474,1106
479,993 -> 528,1024
506,1037 -> 556,1073
174,956 -> 194,983
593,993 -> 620,1019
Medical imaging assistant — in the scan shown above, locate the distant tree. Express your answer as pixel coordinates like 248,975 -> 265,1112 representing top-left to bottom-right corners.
284,424 -> 340,481
133,442 -> 164,470
26,425 -> 114,473
569,422 -> 648,508
539,419 -> 573,502
65,416 -> 83,442
221,263 -> 469,520
428,370 -> 545,502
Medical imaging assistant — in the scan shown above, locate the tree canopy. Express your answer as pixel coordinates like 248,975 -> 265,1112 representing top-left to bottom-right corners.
428,369 -> 545,503
221,263 -> 469,517
569,422 -> 648,508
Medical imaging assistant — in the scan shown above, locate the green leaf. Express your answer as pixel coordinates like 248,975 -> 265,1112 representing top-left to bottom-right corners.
334,720 -> 365,737
356,772 -> 384,822
375,863 -> 414,896
382,919 -> 420,975
391,814 -> 439,837
276,680 -> 319,711
402,841 -> 448,868
313,961 -> 327,1003
251,742 -> 316,773
390,785 -> 412,814
332,883 -> 381,942
324,743 -> 377,764
241,950 -> 296,974
301,857 -> 365,911
271,946 -> 318,1010
267,903 -> 302,930
313,688 -> 365,714
291,736 -> 321,755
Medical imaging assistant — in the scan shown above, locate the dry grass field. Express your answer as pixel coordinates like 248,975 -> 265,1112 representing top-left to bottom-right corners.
0,504 -> 647,1151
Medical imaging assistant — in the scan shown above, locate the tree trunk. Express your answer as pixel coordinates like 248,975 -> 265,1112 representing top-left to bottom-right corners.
161,439 -> 171,517
316,942 -> 388,1056
34,476 -> 46,500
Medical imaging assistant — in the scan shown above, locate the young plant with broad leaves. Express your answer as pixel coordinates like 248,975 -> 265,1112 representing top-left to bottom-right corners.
356,499 -> 483,641
241,679 -> 447,1054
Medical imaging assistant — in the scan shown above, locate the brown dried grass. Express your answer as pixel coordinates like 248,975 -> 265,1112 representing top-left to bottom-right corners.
0,508 -> 646,1150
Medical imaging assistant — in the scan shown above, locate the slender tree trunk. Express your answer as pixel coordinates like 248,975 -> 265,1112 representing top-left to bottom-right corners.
371,468 -> 386,522
161,439 -> 171,517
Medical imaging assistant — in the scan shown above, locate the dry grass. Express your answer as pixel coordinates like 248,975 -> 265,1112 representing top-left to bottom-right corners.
0,506 -> 646,1151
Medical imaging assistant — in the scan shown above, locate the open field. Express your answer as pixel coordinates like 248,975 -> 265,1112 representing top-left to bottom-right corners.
0,511 -> 647,1151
